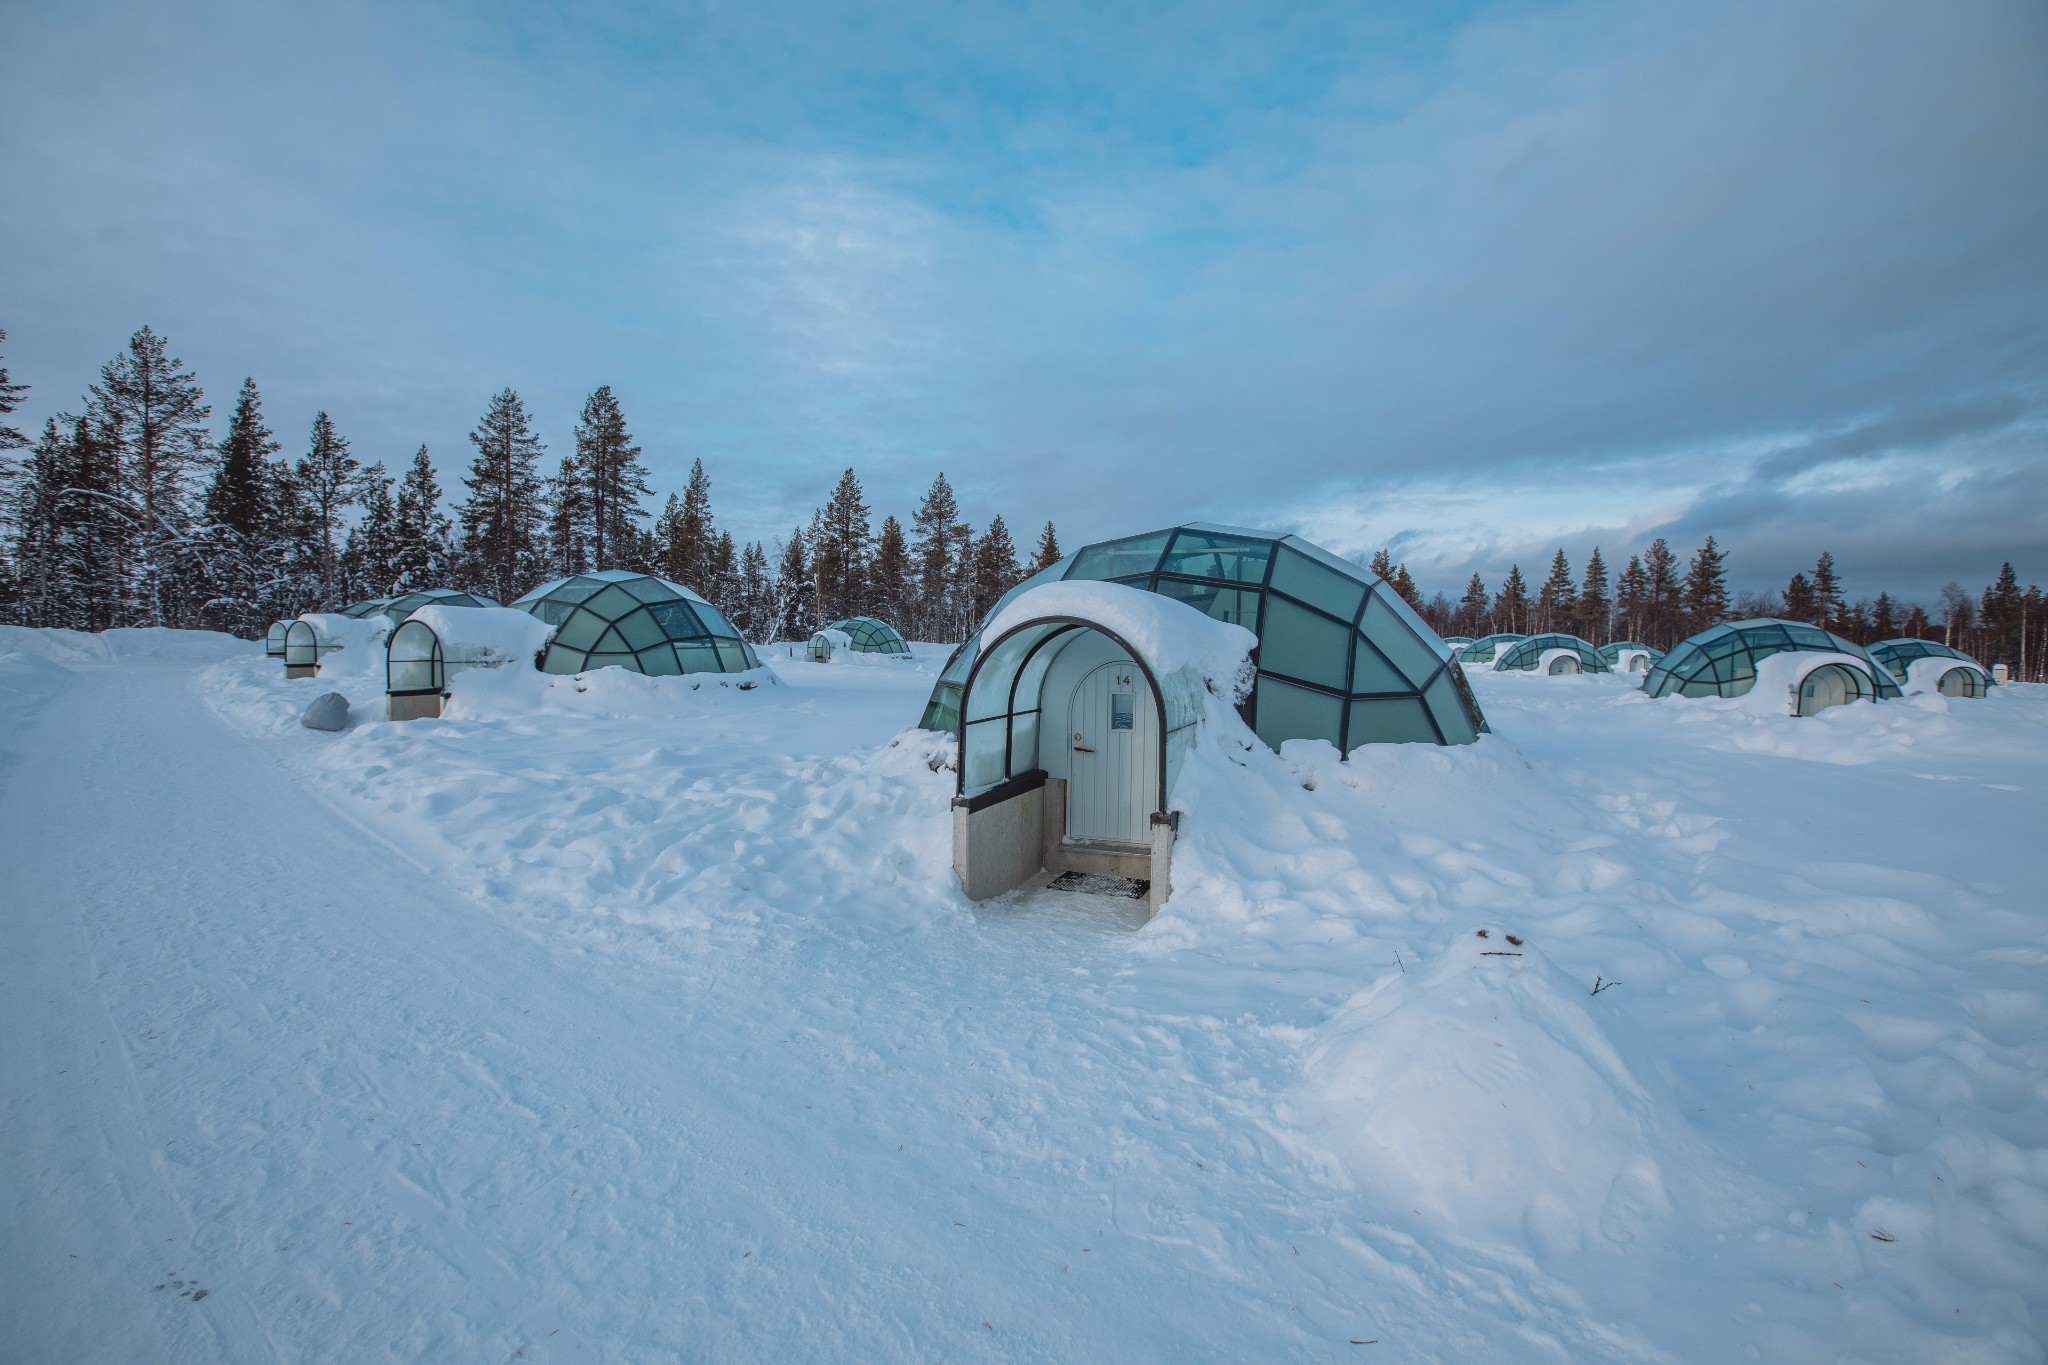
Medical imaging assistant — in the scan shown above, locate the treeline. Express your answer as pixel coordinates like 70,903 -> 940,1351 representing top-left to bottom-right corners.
1381,540 -> 2045,682
0,325 -> 1056,642
0,325 -> 2040,679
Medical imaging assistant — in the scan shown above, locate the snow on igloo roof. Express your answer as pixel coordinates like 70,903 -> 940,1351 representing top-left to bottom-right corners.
820,616 -> 911,654
1494,633 -> 1608,672
922,522 -> 1484,752
511,571 -> 761,678
1455,633 -> 1526,663
378,587 -> 501,623
1864,637 -> 1990,686
1643,619 -> 1901,700
338,597 -> 392,619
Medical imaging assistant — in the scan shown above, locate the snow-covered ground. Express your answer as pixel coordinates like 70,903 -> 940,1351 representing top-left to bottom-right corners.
3,627 -> 2044,1362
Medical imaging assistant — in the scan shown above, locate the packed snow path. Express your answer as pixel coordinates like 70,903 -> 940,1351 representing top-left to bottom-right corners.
3,631 -> 2045,1362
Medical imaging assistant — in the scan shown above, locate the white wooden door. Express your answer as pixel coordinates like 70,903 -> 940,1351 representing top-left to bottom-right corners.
1066,660 -> 1155,845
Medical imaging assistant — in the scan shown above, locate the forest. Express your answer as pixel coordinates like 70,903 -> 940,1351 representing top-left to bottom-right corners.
2,325 -> 2041,681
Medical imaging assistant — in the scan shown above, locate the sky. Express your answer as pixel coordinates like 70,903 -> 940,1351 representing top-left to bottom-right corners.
3,0 -> 2044,603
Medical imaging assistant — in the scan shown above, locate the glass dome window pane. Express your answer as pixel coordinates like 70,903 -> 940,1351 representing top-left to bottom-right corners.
637,646 -> 682,676
1259,596 -> 1350,690
672,641 -> 718,673
527,598 -> 572,626
551,577 -> 606,604
1361,595 -> 1442,688
614,608 -> 669,651
1270,546 -> 1365,622
649,600 -> 708,639
922,684 -> 963,732
582,585 -> 640,620
1350,637 -> 1410,693
1068,531 -> 1172,583
551,611 -> 607,651
541,647 -> 586,674
940,639 -> 979,684
1153,577 -> 1260,629
715,642 -> 752,671
622,576 -> 680,603
585,652 -> 635,672
693,601 -> 743,639
1254,678 -> 1344,750
1429,670 -> 1482,743
1158,529 -> 1271,584
1347,697 -> 1440,747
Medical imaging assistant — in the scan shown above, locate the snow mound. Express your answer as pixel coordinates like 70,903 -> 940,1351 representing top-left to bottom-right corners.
1294,929 -> 1709,1254
985,580 -> 1257,704
1735,649 -> 1883,716
445,655 -> 779,722
403,604 -> 555,666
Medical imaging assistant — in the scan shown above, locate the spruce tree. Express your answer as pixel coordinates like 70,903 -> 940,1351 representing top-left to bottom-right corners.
1031,521 -> 1062,572
1871,592 -> 1897,639
811,468 -> 872,622
1642,539 -> 1681,647
391,446 -> 453,592
457,388 -> 547,603
203,378 -> 276,539
703,531 -> 741,622
969,514 -> 1020,621
0,327 -> 29,453
190,378 -> 280,635
545,450 -> 591,577
1538,550 -> 1578,633
1368,548 -> 1398,583
1616,554 -> 1648,642
735,540 -> 773,639
1783,571 -> 1816,624
1981,562 -> 2022,668
9,418 -> 67,625
1810,551 -> 1842,630
1458,573 -> 1489,635
343,464 -> 398,599
574,386 -> 650,568
296,412 -> 364,605
870,514 -> 911,623
87,325 -> 212,625
1392,564 -> 1420,608
911,473 -> 969,639
1493,565 -> 1530,635
664,459 -> 715,588
772,529 -> 811,640
1577,548 -> 1611,644
1681,536 -> 1729,632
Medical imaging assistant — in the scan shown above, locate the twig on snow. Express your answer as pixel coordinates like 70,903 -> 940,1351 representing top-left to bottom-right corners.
1590,976 -> 1620,995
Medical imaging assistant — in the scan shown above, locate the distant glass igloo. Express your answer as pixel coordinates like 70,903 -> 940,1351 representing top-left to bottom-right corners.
809,616 -> 911,661
1643,619 -> 1901,712
1455,633 -> 1526,664
376,587 -> 501,623
1865,639 -> 1993,697
919,522 -> 1485,752
338,598 -> 392,619
1493,633 -> 1608,675
1600,641 -> 1663,673
511,570 -> 762,677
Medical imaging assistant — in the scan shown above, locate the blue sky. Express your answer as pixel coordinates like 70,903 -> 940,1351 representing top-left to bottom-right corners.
4,0 -> 2044,601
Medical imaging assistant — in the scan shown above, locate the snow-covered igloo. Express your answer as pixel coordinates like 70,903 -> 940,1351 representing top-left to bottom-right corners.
808,616 -> 912,662
1492,633 -> 1608,676
1865,639 -> 1993,698
1599,640 -> 1662,673
337,598 -> 392,620
283,613 -> 391,679
1642,620 -> 1900,715
1455,633 -> 1526,665
374,587 -> 501,624
511,570 -> 763,677
922,523 -> 1484,756
385,606 -> 556,721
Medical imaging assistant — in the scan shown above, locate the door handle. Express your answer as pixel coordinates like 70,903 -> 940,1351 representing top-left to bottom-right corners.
1073,744 -> 1095,753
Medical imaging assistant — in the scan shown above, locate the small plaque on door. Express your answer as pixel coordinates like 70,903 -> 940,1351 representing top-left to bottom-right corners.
1111,693 -> 1134,730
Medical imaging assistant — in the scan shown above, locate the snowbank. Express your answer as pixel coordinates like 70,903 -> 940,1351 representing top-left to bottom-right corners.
1735,649 -> 1882,716
403,604 -> 555,667
984,580 -> 1257,703
1904,655 -> 1983,696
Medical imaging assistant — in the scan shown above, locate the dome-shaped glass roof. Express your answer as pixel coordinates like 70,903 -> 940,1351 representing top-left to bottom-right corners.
338,597 -> 391,619
819,616 -> 911,655
919,522 -> 1485,752
1494,633 -> 1608,673
511,570 -> 762,677
265,620 -> 291,657
1864,638 -> 1992,689
378,587 -> 501,624
1643,619 -> 1901,700
1456,633 -> 1526,664
1599,640 -> 1663,671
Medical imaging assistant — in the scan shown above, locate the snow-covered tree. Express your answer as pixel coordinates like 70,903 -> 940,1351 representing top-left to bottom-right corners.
457,388 -> 547,603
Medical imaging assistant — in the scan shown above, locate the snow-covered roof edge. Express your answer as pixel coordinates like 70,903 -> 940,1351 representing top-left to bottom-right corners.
983,580 -> 1257,702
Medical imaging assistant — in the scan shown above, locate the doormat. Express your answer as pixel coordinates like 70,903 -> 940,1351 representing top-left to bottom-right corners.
1047,871 -> 1150,900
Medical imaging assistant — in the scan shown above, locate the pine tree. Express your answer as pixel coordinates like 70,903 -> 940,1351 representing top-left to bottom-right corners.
870,514 -> 911,623
1783,571 -> 1816,624
295,412 -> 364,605
1368,548 -> 1398,584
203,378 -> 275,539
342,464 -> 398,599
735,540 -> 773,639
1810,551 -> 1842,630
0,327 -> 27,453
704,531 -> 740,623
772,529 -> 811,640
663,459 -> 715,588
1577,548 -> 1611,644
1870,592 -> 1897,640
1981,562 -> 2023,669
1903,603 -> 1931,640
545,450 -> 591,577
1538,550 -> 1578,633
574,386 -> 650,569
911,473 -> 969,639
457,388 -> 547,603
1459,573 -> 1490,635
188,378 -> 281,635
87,325 -> 212,625
1642,539 -> 1681,647
9,418 -> 69,626
969,515 -> 1020,621
1493,564 -> 1530,635
810,468 -> 872,622
1031,521 -> 1062,573
391,446 -> 453,592
1681,536 -> 1729,633
1616,554 -> 1649,642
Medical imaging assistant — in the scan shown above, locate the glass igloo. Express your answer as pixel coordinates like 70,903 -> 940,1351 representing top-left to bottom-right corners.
1494,633 -> 1608,675
1865,639 -> 1993,697
919,522 -> 1485,752
511,570 -> 762,677
1600,640 -> 1663,673
1643,620 -> 1901,701
265,620 -> 291,658
338,598 -> 391,619
1456,633 -> 1526,664
377,587 -> 501,623
810,616 -> 912,661
1442,636 -> 1475,649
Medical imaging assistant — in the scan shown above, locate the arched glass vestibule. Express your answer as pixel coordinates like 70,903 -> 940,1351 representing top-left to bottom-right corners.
1795,661 -> 1879,715
953,612 -> 1212,917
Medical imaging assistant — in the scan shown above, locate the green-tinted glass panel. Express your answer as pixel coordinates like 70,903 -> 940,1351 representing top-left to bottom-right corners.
1361,594 -> 1442,688
529,598 -> 573,626
584,652 -> 635,673
1270,546 -> 1366,622
615,608 -> 669,651
1159,529 -> 1271,584
939,639 -> 978,684
1347,698 -> 1441,747
583,585 -> 641,620
921,682 -> 962,732
551,610 -> 608,651
695,601 -> 743,639
1068,531 -> 1171,582
389,658 -> 440,692
739,640 -> 763,668
1422,674 -> 1475,744
676,642 -> 721,673
622,576 -> 680,603
592,625 -> 631,654
1259,596 -> 1350,690
1154,577 -> 1259,628
1253,678 -> 1344,750
715,642 -> 751,671
549,577 -> 604,604
637,645 -> 682,676
649,600 -> 707,639
1349,635 -> 1410,693
541,647 -> 586,674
